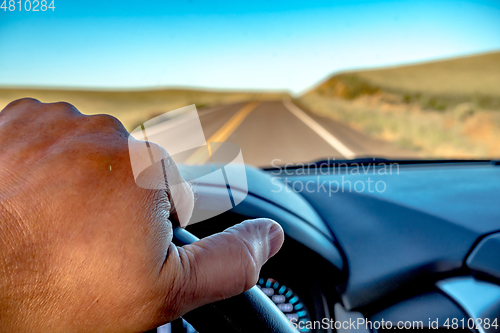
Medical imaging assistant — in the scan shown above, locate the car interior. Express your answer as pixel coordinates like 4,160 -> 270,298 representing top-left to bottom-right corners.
148,159 -> 500,333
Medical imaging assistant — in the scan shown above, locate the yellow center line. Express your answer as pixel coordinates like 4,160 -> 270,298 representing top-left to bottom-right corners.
185,102 -> 260,165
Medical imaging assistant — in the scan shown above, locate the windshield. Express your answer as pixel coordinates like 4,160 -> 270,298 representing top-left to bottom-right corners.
1,1 -> 499,167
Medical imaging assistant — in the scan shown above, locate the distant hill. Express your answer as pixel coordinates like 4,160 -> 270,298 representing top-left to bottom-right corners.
304,51 -> 500,110
0,87 -> 290,130
299,51 -> 500,158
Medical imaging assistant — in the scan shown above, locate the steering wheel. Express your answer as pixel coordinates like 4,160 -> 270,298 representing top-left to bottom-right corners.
151,227 -> 298,333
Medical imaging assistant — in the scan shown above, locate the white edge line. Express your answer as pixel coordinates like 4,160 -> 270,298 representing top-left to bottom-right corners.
283,100 -> 356,159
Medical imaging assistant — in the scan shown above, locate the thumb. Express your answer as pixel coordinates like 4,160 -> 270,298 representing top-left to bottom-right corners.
170,219 -> 284,315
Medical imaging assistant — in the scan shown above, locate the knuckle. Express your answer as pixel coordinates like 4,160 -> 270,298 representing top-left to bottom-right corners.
241,244 -> 260,290
1,99 -> 81,121
228,233 -> 260,291
88,114 -> 127,134
241,264 -> 259,291
1,98 -> 41,115
48,101 -> 80,114
10,97 -> 41,107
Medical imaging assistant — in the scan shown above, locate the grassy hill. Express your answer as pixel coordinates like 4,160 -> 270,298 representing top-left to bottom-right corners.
0,87 -> 289,130
299,51 -> 500,158
304,51 -> 500,111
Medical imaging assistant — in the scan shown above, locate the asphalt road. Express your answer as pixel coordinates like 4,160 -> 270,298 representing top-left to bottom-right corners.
194,100 -> 414,167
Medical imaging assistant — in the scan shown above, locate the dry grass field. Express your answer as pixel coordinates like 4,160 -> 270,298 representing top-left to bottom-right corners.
0,87 -> 289,131
300,51 -> 500,158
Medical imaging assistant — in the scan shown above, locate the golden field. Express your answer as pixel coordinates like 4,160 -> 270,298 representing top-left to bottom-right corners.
0,87 -> 289,131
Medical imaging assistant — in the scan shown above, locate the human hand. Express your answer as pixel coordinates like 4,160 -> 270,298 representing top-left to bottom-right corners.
0,98 -> 284,332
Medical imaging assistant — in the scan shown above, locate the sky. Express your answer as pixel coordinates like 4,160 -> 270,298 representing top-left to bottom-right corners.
0,0 -> 499,94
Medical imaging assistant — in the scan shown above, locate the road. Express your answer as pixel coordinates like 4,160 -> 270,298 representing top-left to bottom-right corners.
191,100 -> 413,167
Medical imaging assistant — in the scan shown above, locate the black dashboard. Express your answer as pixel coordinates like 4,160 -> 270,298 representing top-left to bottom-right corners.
177,160 -> 500,333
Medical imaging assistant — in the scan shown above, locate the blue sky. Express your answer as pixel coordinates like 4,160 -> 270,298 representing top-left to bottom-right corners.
0,0 -> 499,94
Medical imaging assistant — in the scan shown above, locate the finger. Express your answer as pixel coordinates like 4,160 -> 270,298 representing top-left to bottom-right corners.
163,219 -> 284,316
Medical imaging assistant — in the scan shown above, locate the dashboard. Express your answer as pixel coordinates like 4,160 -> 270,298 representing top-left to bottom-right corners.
162,161 -> 500,333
